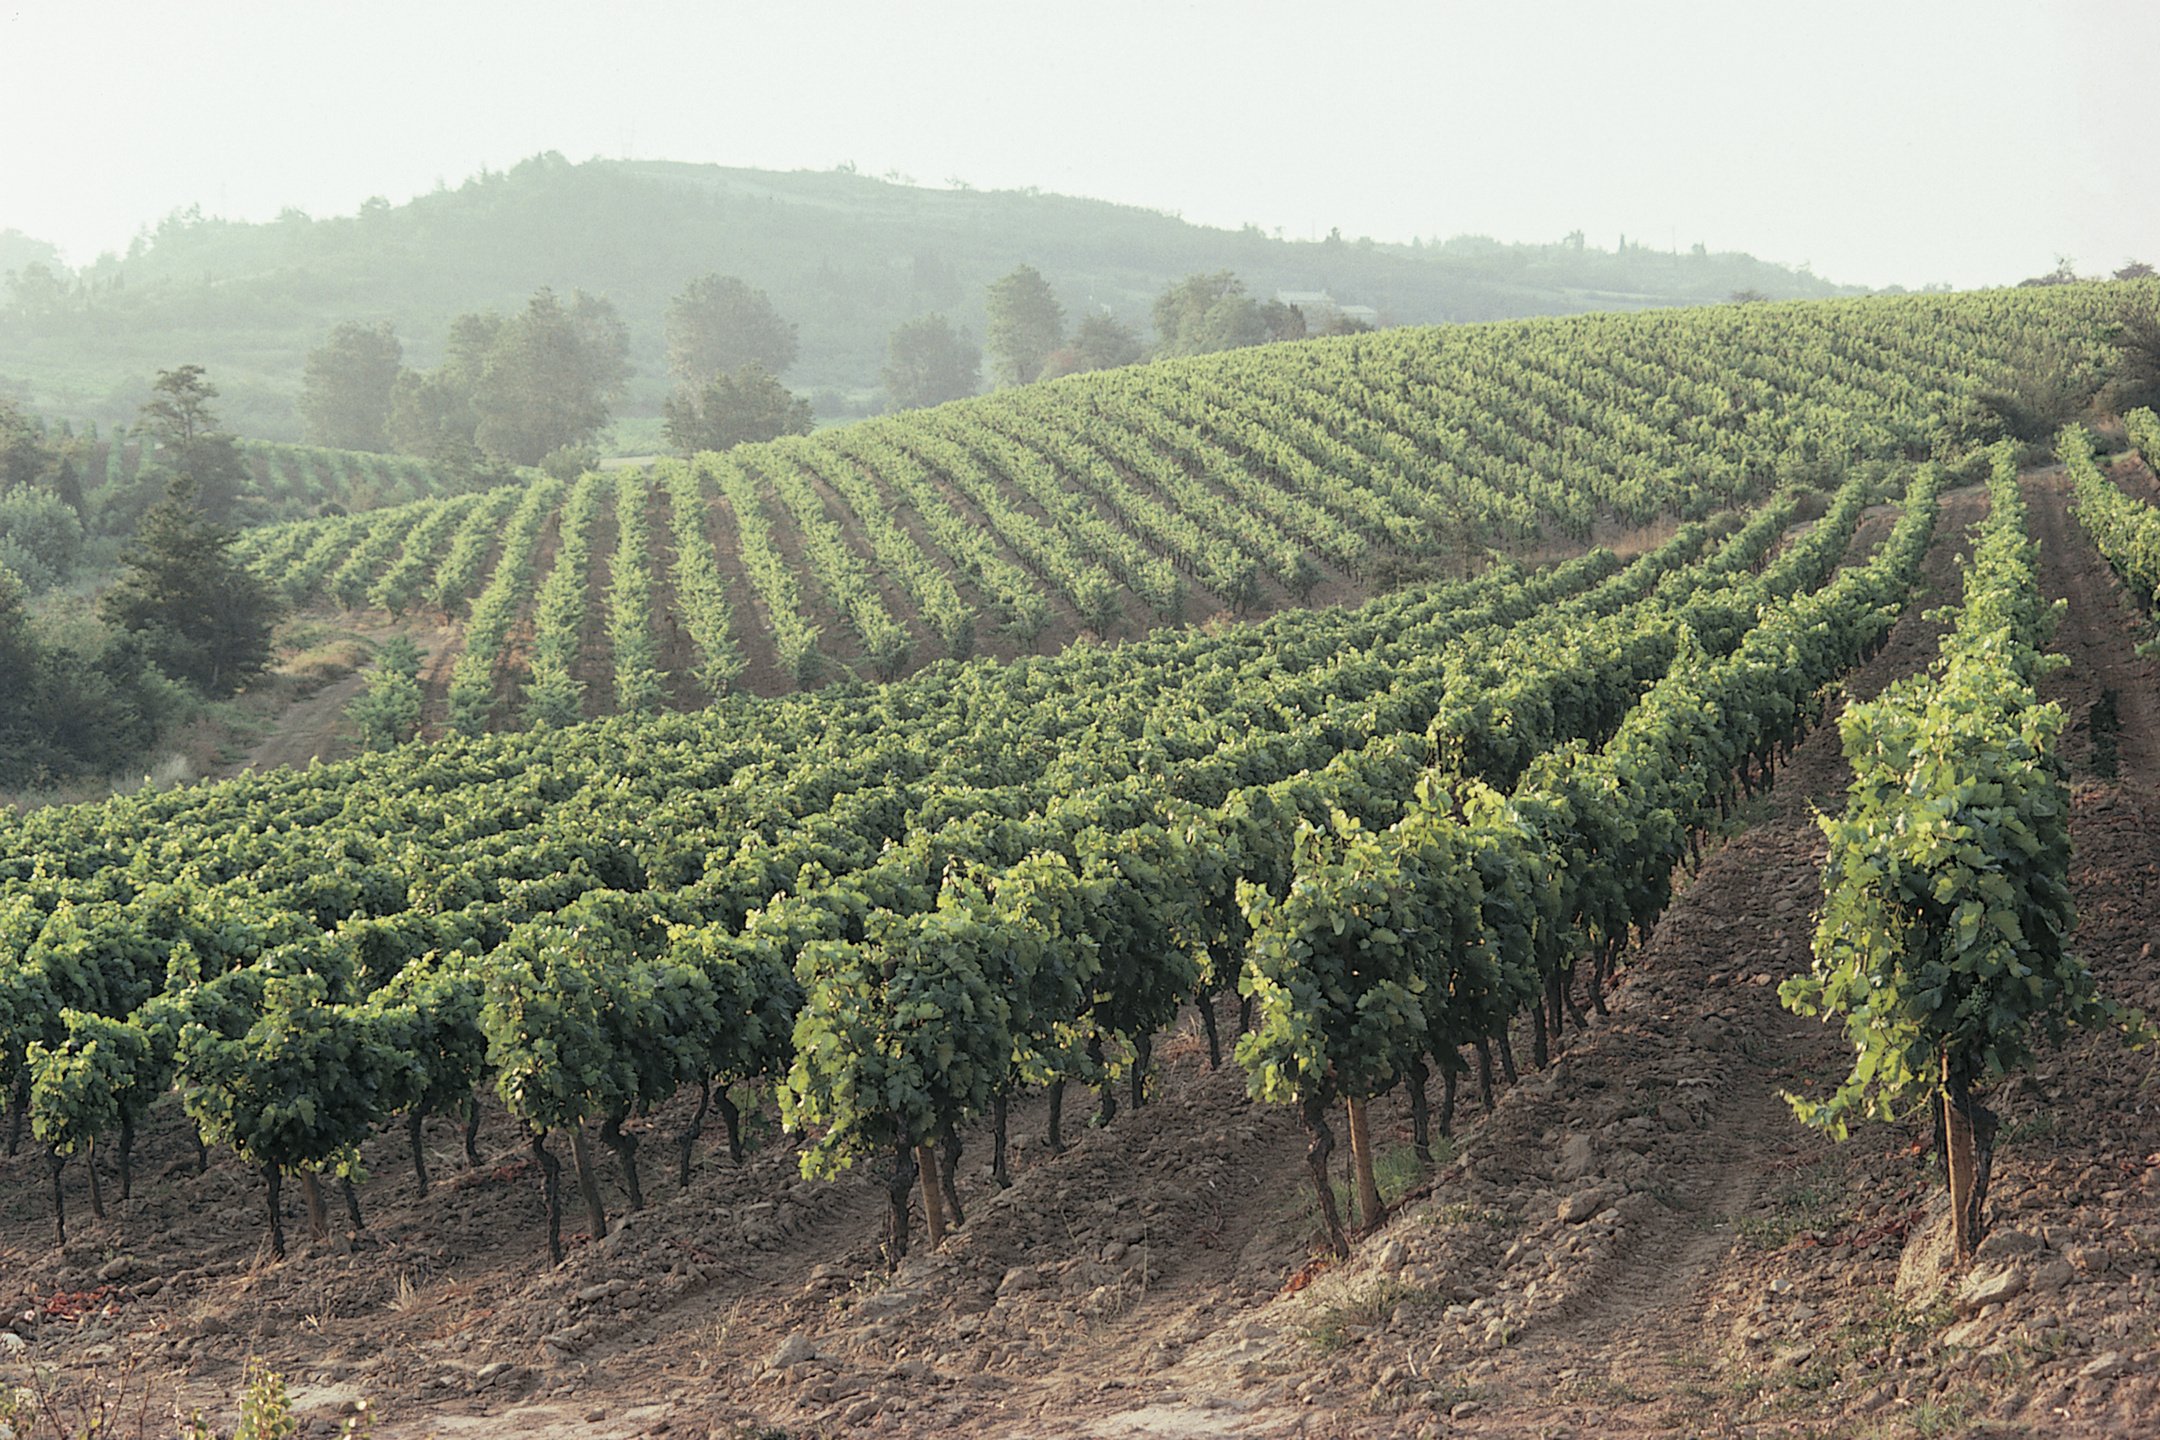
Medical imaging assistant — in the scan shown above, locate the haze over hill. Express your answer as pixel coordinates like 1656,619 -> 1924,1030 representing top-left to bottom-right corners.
0,154 -> 1860,440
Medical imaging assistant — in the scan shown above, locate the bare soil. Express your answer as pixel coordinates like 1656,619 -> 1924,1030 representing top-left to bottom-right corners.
4,477 -> 2156,1439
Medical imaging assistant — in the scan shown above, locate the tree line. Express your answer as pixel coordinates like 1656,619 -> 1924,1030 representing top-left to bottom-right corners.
297,265 -> 1384,464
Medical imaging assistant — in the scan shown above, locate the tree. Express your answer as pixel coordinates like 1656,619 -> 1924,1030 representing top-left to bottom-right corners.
4,261 -> 70,321
389,293 -> 629,470
666,275 -> 798,385
2115,260 -> 2156,282
884,314 -> 979,410
470,289 -> 632,466
663,363 -> 814,453
0,399 -> 58,494
389,325 -> 490,469
1310,308 -> 1371,338
985,264 -> 1065,386
2106,303 -> 2160,416
0,488 -> 84,592
0,564 -> 168,788
1151,272 -> 1299,357
137,366 -> 251,525
98,474 -> 280,695
2017,257 -> 2080,288
1154,272 -> 1240,355
1040,312 -> 1144,380
299,321 -> 403,452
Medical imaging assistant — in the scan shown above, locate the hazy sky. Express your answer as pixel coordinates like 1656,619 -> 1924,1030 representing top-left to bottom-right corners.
2,0 -> 2151,289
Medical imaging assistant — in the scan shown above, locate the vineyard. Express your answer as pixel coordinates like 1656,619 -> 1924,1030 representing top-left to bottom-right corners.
2,284 -> 2159,1437
235,287 -> 2136,738
50,433 -> 475,526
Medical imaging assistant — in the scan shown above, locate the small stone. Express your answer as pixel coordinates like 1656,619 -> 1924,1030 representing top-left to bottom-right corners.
1373,1239 -> 1407,1274
2028,1258 -> 2074,1293
0,1332 -> 25,1357
1558,1187 -> 1609,1224
1555,1134 -> 1595,1181
1767,1277 -> 1793,1296
1451,1400 -> 1485,1419
1975,1229 -> 2041,1261
96,1256 -> 136,1283
997,1266 -> 1043,1297
2080,1351 -> 2128,1381
1958,1267 -> 2026,1314
770,1333 -> 819,1369
860,1287 -> 913,1316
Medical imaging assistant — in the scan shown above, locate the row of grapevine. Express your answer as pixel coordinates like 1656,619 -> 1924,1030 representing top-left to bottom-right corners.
2127,406 -> 2160,470
236,440 -> 465,515
2061,422 -> 2160,615
323,504 -> 429,611
0,469 -> 1892,1262
986,400 -> 1283,609
235,286 -> 2145,728
741,447 -> 915,680
654,461 -> 745,696
875,421 -> 1123,634
445,477 -> 566,733
274,513 -> 370,605
367,492 -> 490,616
783,441 -> 976,659
1239,469 -> 1942,1249
429,486 -> 526,617
608,471 -> 664,716
920,410 -> 1187,618
706,455 -> 822,684
825,428 -> 1051,643
1782,446 -> 2148,1262
523,472 -> 610,728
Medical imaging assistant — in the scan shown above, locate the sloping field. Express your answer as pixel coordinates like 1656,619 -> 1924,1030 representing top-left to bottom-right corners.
236,287 -> 2135,738
2,284 -> 2158,1437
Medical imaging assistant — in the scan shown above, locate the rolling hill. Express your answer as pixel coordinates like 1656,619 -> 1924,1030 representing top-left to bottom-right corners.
235,286 -> 2123,741
0,153 -> 1860,439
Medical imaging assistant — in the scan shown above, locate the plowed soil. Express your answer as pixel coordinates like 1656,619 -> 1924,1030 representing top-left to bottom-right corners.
4,475 -> 2157,1439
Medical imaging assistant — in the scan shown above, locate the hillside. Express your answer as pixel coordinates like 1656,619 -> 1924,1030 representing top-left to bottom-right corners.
1,284 -> 2157,1439
0,153 -> 1860,438
230,286 -> 2124,756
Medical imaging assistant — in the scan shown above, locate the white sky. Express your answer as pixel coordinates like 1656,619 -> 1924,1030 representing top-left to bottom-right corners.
0,0 -> 2151,289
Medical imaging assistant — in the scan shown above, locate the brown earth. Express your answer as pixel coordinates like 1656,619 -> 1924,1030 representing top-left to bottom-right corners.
3,477 -> 2157,1439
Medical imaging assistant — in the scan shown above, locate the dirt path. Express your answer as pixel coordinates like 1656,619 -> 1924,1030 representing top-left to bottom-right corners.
229,621 -> 453,776
239,668 -> 370,773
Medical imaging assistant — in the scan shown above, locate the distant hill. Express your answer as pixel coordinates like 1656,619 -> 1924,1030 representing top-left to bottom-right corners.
0,153 -> 1862,440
